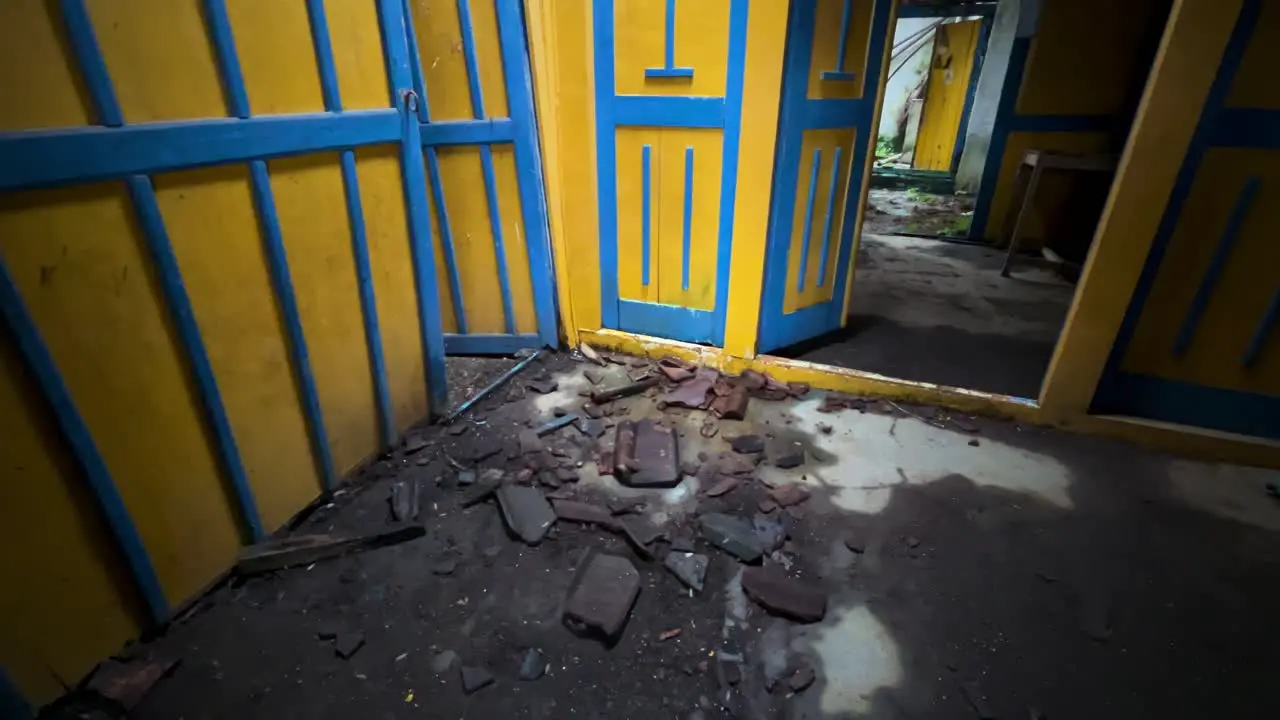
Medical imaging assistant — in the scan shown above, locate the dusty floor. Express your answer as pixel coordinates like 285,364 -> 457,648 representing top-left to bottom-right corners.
788,234 -> 1077,399
69,353 -> 1280,720
863,188 -> 974,238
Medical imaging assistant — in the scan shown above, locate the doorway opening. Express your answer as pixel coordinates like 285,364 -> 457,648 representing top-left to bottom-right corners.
770,0 -> 1174,401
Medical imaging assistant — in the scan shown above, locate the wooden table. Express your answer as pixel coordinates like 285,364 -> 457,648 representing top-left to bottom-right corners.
1000,150 -> 1118,277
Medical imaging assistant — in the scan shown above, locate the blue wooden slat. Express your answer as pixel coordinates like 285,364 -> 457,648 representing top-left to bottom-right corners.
615,95 -> 726,128
800,99 -> 863,130
495,0 -> 560,348
1173,176 -> 1260,356
1094,371 -> 1280,440
456,0 -> 488,119
820,0 -> 857,81
128,176 -> 264,541
248,161 -> 338,490
682,146 -> 694,292
618,300 -> 716,344
201,0 -> 251,118
711,0 -> 750,344
0,114 -> 519,192
305,0 -> 342,112
399,0 -> 429,117
642,144 -> 653,287
445,333 -> 542,355
0,261 -> 168,623
817,146 -> 842,286
797,149 -> 822,292
593,0 -> 620,328
59,0 -> 123,126
646,0 -> 694,78
426,149 -> 469,336
339,151 -> 395,447
1211,108 -> 1280,149
646,68 -> 696,80
1242,285 -> 1280,368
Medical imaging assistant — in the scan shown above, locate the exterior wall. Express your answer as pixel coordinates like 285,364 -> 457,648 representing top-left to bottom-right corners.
955,0 -> 1021,192
912,18 -> 983,171
877,18 -> 938,144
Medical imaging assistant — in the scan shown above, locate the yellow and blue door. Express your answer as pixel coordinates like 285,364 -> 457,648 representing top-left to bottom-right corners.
757,0 -> 896,352
1093,0 -> 1280,439
593,0 -> 749,345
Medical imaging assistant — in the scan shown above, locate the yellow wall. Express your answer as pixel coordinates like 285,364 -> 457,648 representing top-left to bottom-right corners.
0,0 -> 454,707
913,19 -> 981,172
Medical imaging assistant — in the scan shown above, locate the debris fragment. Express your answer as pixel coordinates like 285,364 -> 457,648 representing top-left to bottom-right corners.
495,484 -> 557,545
620,516 -> 663,559
535,413 -> 579,437
592,377 -> 660,404
703,476 -> 740,498
519,648 -> 547,681
787,382 -> 811,398
716,452 -> 757,476
816,422 -> 833,435
582,402 -> 603,418
661,375 -> 716,409
664,551 -> 709,593
615,420 -> 681,488
950,416 -> 980,433
563,553 -> 642,643
710,386 -> 749,420
787,664 -> 816,692
968,438 -> 980,447
458,477 -> 500,507
430,650 -> 458,674
431,557 -> 458,576
596,449 -> 615,476
552,499 -> 619,529
456,468 -> 477,486
753,514 -> 787,553
404,435 -> 429,454
769,483 -> 810,508
904,535 -> 921,549
729,434 -> 765,454
738,370 -> 767,391
768,440 -> 805,469
681,460 -> 701,477
659,628 -> 683,641
843,535 -> 865,554
699,513 -> 764,563
389,480 -> 420,522
460,665 -> 494,695
580,343 -> 606,366
758,498 -> 778,513
236,526 -> 426,575
576,417 -> 607,439
817,393 -> 867,413
608,496 -> 646,515
741,565 -> 827,623
526,377 -> 558,395
87,657 -> 179,711
583,368 -> 604,385
659,364 -> 695,382
447,423 -> 469,436
518,429 -> 544,454
699,420 -> 719,438
334,632 -> 365,659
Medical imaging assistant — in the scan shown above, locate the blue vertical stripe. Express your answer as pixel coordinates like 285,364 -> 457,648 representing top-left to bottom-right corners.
305,0 -> 342,112
339,151 -> 395,447
797,148 -> 822,292
1173,176 -> 1259,356
664,0 -> 677,69
682,146 -> 694,292
494,0 -> 561,347
968,37 -> 1030,240
399,0 -> 429,117
59,0 -> 123,126
835,0 -> 853,71
642,144 -> 653,287
817,145 -> 842,287
594,0 -> 621,327
711,0 -> 750,343
1242,285 -> 1280,368
459,0 -> 517,335
0,262 -> 168,623
201,0 -> 251,119
249,161 -> 338,490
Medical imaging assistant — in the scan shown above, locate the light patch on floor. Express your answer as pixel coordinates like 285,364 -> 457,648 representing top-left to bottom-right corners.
801,603 -> 903,715
1167,460 -> 1280,531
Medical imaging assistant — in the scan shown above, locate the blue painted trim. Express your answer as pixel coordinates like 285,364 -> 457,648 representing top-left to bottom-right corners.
1102,0 -> 1260,382
1242,286 -> 1280,368
1210,108 -> 1280,149
951,15 -> 991,174
340,151 -> 395,447
898,2 -> 997,19
399,0 -> 430,120
968,36 -> 1030,239
618,300 -> 716,344
0,667 -> 30,720
305,0 -> 343,112
1172,176 -> 1259,356
421,118 -> 516,145
0,261 -> 168,623
481,146 -> 517,334
445,332 -> 542,355
378,0 -> 450,414
128,176 -> 264,542
202,0 -> 251,118
645,0 -> 694,78
59,0 -> 123,126
833,0 -> 852,74
802,99 -> 862,130
1094,372 -> 1280,440
819,71 -> 858,82
641,144 -> 653,287
817,145 -> 842,286
457,0 -> 488,119
423,148 -> 468,335
797,148 -> 822,292
760,298 -> 837,351
711,0 -> 750,345
615,95 -> 726,128
248,161 -> 338,491
681,146 -> 694,292
593,0 -> 620,329
495,0 -> 560,348
0,111 -> 401,192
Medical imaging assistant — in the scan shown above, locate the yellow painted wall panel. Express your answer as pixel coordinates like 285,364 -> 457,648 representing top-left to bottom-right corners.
1227,0 -> 1280,110
806,0 -> 872,100
913,20 -> 981,172
269,155 -> 379,474
155,166 -> 319,532
357,146 -> 429,433
1122,148 -> 1280,394
87,0 -> 226,122
326,0 -> 393,110
0,2 -> 90,130
783,128 -> 855,314
981,131 -> 1111,243
656,130 -> 723,310
615,0 -> 731,97
0,333 -> 142,706
226,0 -> 325,115
0,184 -> 241,606
1016,0 -> 1161,116
492,145 -> 539,333
615,128 -> 663,304
433,147 -> 502,334
408,0 -> 509,120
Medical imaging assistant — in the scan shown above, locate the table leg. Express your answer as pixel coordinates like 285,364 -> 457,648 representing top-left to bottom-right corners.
1001,164 -> 1044,278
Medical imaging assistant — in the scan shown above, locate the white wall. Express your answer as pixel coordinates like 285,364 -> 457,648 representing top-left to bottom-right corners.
877,18 -> 938,144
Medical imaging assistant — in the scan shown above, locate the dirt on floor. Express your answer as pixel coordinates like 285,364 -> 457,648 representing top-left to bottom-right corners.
863,188 -> 975,238
48,352 -> 1280,720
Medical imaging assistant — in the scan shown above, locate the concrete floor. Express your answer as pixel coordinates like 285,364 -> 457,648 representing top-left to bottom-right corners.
80,355 -> 1280,720
789,233 -> 1077,399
